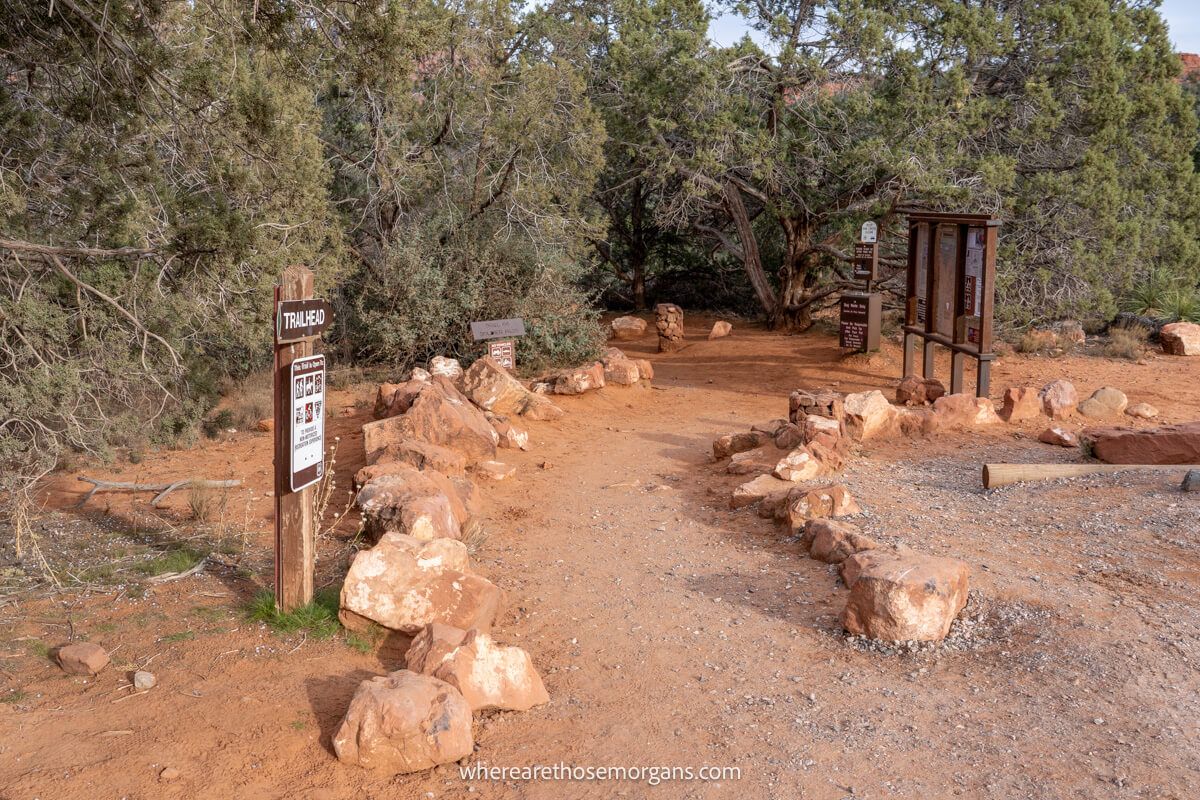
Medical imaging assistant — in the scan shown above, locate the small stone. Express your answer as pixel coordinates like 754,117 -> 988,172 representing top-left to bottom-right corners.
133,670 -> 157,690
256,418 -> 274,432
708,321 -> 733,340
1125,402 -> 1158,420
476,461 -> 516,481
159,767 -> 181,782
1182,470 -> 1200,493
998,387 -> 1043,423
56,642 -> 108,676
1038,426 -> 1078,447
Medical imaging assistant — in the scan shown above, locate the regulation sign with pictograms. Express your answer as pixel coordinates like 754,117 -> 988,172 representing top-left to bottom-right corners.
288,354 -> 326,492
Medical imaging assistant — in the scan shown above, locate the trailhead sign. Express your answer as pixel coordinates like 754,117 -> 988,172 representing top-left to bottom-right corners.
276,298 -> 333,343
289,354 -> 326,492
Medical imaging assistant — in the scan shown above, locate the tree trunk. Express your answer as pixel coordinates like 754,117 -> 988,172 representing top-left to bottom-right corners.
771,217 -> 818,332
721,182 -> 777,314
632,267 -> 646,311
629,181 -> 649,311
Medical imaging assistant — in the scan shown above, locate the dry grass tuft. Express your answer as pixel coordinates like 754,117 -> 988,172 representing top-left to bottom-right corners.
462,518 -> 489,555
1103,326 -> 1148,361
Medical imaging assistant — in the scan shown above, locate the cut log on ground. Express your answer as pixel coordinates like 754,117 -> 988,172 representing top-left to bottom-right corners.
982,463 -> 1200,490
76,477 -> 243,508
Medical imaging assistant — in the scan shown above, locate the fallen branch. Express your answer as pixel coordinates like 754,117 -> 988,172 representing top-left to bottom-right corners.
76,477 -> 242,508
982,463 -> 1198,489
146,557 -> 208,584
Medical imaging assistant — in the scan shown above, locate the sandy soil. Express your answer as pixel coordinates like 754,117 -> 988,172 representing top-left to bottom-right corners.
2,315 -> 1199,799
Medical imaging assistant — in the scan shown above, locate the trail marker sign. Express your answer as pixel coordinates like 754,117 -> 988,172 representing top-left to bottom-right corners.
860,221 -> 878,243
276,299 -> 333,343
288,355 -> 326,492
470,318 -> 526,341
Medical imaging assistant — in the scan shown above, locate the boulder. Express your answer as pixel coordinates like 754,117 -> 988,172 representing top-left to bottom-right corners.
367,439 -> 467,476
713,431 -> 770,460
808,440 -> 845,473
708,321 -> 733,340
476,461 -> 516,481
428,356 -> 465,386
407,627 -> 549,713
552,362 -> 606,395
1084,422 -> 1200,465
333,671 -> 473,774
751,419 -> 789,437
339,534 -> 503,635
770,423 -> 803,450
655,303 -> 685,352
731,474 -> 795,509
1038,426 -> 1078,447
521,393 -> 565,421
839,548 -> 906,589
374,378 -> 429,420
461,357 -> 532,416
802,414 -> 843,445
841,552 -> 970,642
1039,380 -> 1078,420
56,642 -> 108,676
356,470 -> 461,541
998,387 -> 1043,423
843,390 -> 898,440
1125,402 -> 1159,420
896,376 -> 945,406
726,449 -> 777,476
486,414 -> 530,450
1078,386 -> 1128,419
256,418 -> 274,433
804,519 -> 877,564
784,483 -> 861,527
932,394 -> 1002,428
633,359 -> 654,381
895,407 -> 940,438
362,378 -> 498,464
610,316 -> 647,341
1161,321 -> 1200,356
603,359 -> 641,386
1183,470 -> 1200,493
773,446 -> 825,483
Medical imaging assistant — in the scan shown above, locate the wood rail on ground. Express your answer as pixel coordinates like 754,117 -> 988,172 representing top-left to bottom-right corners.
982,463 -> 1198,490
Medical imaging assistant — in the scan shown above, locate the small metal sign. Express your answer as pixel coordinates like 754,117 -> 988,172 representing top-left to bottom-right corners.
860,221 -> 878,243
487,339 -> 516,369
853,242 -> 879,282
470,318 -> 526,341
277,299 -> 333,343
289,354 -> 326,492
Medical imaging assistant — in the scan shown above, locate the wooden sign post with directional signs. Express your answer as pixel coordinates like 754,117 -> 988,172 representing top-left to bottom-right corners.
470,318 -> 526,370
839,221 -> 883,353
272,266 -> 333,612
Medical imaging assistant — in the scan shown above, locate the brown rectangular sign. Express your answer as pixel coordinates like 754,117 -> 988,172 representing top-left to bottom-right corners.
839,292 -> 881,352
277,299 -> 333,343
852,242 -> 878,282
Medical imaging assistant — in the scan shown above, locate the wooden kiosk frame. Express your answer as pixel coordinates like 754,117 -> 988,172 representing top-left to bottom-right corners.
902,211 -> 1000,397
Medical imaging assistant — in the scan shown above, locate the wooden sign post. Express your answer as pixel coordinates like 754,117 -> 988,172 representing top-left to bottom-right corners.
839,221 -> 882,353
901,211 -> 1000,397
272,266 -> 332,612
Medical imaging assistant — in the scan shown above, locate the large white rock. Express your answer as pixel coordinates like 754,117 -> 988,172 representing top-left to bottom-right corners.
333,670 -> 473,774
842,390 -> 898,440
339,533 -> 504,635
406,625 -> 549,712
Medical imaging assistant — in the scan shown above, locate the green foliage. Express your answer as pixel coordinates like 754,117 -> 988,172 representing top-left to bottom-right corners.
244,588 -> 342,640
1123,271 -> 1200,322
134,547 -> 206,578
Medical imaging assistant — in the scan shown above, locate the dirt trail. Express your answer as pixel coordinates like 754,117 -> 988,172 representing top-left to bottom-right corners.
3,316 -> 1200,799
